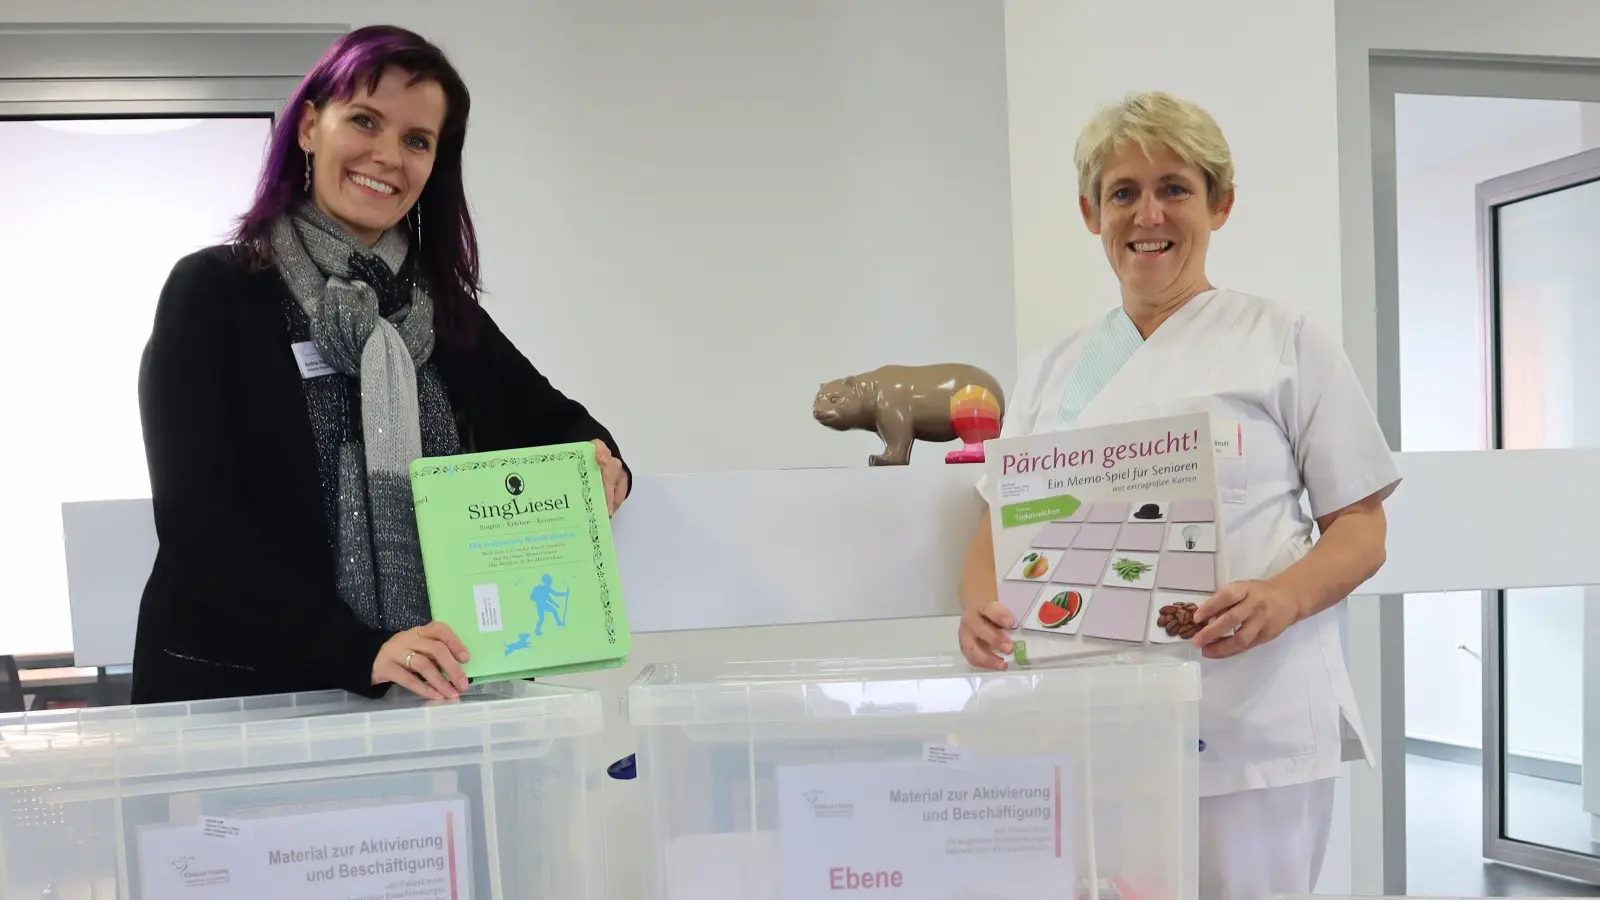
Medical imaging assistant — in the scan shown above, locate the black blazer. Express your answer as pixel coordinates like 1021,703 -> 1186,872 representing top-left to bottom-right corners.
130,245 -> 628,705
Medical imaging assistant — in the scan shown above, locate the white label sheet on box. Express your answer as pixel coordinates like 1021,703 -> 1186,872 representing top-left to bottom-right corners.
138,796 -> 472,900
774,755 -> 1077,899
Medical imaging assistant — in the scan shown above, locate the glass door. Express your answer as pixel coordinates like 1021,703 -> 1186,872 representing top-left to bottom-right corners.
1479,146 -> 1600,883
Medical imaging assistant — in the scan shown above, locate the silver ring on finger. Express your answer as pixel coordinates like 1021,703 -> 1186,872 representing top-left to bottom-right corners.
403,650 -> 416,671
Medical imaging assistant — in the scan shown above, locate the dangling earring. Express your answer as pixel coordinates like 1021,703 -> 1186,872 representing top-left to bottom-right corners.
412,201 -> 423,246
303,151 -> 312,193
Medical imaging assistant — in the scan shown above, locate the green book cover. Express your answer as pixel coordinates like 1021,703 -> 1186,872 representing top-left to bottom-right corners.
409,442 -> 630,683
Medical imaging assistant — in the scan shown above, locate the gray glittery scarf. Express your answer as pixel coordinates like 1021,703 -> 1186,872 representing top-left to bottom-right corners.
270,202 -> 459,633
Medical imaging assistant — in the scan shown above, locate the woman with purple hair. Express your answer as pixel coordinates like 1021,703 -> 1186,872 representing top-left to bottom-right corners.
130,26 -> 629,705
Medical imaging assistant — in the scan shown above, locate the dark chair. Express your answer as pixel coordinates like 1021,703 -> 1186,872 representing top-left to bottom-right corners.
0,655 -> 23,713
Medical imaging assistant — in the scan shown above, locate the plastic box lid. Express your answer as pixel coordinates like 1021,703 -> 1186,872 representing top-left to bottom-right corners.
626,649 -> 1200,727
0,681 -> 603,789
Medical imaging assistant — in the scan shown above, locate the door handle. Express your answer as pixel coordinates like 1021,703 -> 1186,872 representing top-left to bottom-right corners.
1458,644 -> 1482,661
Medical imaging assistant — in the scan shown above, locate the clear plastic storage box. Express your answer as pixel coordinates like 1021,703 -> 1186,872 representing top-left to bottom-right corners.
627,650 -> 1201,900
0,681 -> 607,900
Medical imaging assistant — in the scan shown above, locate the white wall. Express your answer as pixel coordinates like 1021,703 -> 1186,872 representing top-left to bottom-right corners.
0,0 -> 1016,479
497,1 -> 1016,474
1402,591 -> 1484,748
1002,0 -> 1345,359
1393,94 -> 1596,762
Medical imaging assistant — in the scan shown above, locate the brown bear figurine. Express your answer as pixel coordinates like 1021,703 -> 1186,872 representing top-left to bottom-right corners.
812,363 -> 1007,466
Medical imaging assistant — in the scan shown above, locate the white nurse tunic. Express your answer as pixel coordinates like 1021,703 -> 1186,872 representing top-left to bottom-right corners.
979,287 -> 1400,800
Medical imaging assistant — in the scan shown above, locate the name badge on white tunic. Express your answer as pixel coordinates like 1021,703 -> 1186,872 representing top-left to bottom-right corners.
1213,419 -> 1245,456
291,341 -> 336,379
1213,418 -> 1247,503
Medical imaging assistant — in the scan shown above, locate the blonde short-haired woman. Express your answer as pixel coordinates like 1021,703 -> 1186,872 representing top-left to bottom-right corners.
958,91 -> 1400,899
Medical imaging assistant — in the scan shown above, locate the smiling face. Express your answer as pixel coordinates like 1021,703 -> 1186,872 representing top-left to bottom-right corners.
298,66 -> 447,245
1080,142 -> 1233,309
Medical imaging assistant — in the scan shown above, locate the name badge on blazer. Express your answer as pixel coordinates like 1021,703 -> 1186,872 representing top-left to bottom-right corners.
291,341 -> 336,379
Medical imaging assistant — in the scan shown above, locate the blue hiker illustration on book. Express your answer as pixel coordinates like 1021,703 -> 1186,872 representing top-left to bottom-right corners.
501,573 -> 573,657
530,574 -> 570,635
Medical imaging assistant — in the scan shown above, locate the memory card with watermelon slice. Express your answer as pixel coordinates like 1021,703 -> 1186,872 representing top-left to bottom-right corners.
1032,587 -> 1086,633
